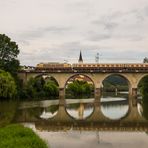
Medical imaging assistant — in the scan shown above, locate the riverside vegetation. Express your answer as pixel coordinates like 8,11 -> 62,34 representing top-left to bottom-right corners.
0,124 -> 48,148
0,34 -> 48,148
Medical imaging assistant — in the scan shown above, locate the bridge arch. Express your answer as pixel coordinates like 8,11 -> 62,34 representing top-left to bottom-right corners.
137,74 -> 148,87
34,74 -> 59,86
101,73 -> 132,89
63,73 -> 95,120
64,73 -> 95,88
64,73 -> 95,97
100,73 -> 130,121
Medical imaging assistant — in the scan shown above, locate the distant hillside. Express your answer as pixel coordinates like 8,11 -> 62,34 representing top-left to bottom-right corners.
103,75 -> 128,91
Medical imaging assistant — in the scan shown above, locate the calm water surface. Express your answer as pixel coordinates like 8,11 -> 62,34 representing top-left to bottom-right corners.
0,92 -> 148,148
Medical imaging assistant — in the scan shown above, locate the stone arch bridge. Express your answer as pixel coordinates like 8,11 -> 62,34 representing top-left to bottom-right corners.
18,68 -> 148,104
17,67 -> 148,124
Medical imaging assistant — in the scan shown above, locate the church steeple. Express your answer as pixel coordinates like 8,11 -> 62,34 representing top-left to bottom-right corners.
78,51 -> 83,63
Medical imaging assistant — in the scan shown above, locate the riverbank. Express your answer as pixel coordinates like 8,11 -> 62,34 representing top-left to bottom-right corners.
0,124 -> 48,148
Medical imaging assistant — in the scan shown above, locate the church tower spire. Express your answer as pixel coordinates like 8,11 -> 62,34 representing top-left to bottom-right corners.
78,51 -> 83,64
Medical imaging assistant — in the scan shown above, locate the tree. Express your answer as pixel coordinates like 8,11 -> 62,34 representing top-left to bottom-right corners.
0,34 -> 20,75
21,77 -> 59,100
66,80 -> 93,98
139,76 -> 148,120
44,81 -> 59,98
0,70 -> 17,100
140,76 -> 148,98
143,57 -> 148,63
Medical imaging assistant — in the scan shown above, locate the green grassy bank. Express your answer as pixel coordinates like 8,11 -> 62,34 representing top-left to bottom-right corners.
0,124 -> 48,148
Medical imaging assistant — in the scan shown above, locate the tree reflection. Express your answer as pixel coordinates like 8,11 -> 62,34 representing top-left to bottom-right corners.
0,101 -> 18,127
45,105 -> 59,114
142,95 -> 148,120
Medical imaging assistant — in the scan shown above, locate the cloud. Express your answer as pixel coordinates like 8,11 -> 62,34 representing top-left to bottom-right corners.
19,26 -> 71,40
0,0 -> 148,65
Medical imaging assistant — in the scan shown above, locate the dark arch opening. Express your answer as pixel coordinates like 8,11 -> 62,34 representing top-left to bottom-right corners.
23,74 -> 59,100
102,74 -> 130,93
65,74 -> 95,120
100,74 -> 129,120
137,75 -> 148,120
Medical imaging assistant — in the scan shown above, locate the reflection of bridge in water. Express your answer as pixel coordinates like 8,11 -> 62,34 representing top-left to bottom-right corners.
35,120 -> 148,132
15,98 -> 148,132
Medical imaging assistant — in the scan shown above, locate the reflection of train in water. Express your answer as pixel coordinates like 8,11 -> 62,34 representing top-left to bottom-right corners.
36,62 -> 148,71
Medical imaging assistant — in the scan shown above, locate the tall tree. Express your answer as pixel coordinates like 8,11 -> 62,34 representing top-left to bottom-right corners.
0,70 -> 17,100
0,34 -> 20,75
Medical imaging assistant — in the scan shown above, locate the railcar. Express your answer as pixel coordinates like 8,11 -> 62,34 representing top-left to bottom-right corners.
35,62 -> 148,72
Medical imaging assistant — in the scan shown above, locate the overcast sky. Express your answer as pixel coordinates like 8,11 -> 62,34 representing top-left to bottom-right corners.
0,0 -> 148,65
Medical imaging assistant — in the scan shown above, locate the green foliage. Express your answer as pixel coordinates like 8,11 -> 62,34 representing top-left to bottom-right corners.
139,76 -> 148,120
44,81 -> 59,97
140,76 -> 148,97
0,70 -> 17,100
0,34 -> 20,75
66,80 -> 93,98
21,77 -> 59,100
142,95 -> 148,120
0,124 -> 48,148
143,57 -> 148,63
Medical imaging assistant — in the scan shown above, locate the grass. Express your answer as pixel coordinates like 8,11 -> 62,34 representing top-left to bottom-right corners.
0,124 -> 48,148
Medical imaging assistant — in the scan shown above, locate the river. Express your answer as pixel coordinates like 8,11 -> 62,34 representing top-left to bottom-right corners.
0,92 -> 148,148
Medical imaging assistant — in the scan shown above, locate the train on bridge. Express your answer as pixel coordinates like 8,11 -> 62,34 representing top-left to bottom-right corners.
32,62 -> 148,73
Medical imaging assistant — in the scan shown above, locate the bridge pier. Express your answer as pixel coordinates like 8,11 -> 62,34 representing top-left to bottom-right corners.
94,88 -> 102,103
129,88 -> 138,106
59,88 -> 66,105
19,72 -> 28,85
87,102 -> 110,122
131,88 -> 138,97
50,105 -> 73,122
122,95 -> 146,122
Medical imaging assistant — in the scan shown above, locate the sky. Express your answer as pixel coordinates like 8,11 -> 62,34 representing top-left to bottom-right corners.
0,0 -> 148,65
